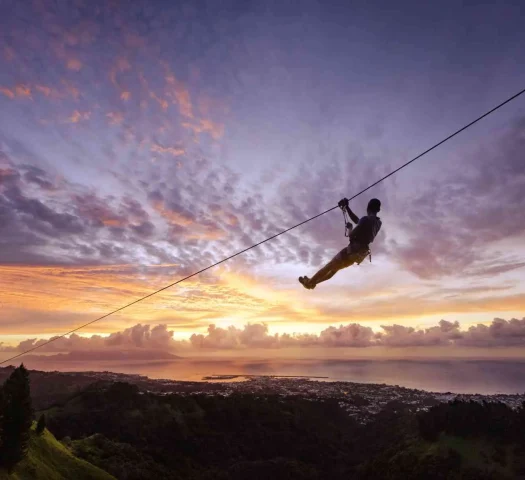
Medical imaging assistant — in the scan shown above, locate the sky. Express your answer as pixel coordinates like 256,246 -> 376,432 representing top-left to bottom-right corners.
1,0 -> 525,365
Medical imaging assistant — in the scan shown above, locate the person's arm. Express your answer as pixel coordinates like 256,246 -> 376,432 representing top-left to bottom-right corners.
345,205 -> 360,224
338,198 -> 360,224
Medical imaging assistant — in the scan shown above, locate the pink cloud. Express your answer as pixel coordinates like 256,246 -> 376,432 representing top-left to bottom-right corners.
165,71 -> 193,118
2,318 -> 525,357
0,87 -> 15,99
182,119 -> 224,140
458,318 -> 525,347
0,85 -> 32,99
150,92 -> 169,111
150,143 -> 185,157
109,57 -> 132,88
67,58 -> 83,71
15,84 -> 32,98
68,110 -> 91,123
106,112 -> 124,125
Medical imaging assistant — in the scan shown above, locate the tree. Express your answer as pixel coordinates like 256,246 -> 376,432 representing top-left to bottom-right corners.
0,364 -> 33,472
36,414 -> 46,435
0,384 -> 4,453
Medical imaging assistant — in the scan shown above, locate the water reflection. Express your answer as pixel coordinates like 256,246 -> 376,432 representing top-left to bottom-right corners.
20,356 -> 525,394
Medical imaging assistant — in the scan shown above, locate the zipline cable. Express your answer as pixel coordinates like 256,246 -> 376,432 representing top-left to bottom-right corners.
1,86 -> 524,366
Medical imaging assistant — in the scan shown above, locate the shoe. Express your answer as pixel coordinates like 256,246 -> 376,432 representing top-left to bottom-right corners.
299,276 -> 315,290
299,276 -> 309,289
305,276 -> 316,289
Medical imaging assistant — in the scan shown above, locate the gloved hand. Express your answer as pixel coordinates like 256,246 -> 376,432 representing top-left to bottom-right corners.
338,198 -> 349,208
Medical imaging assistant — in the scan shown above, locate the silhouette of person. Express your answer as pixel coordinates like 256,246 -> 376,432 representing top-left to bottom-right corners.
299,198 -> 382,289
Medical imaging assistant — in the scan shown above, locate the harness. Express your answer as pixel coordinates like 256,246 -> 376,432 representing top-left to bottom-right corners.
340,204 -> 372,265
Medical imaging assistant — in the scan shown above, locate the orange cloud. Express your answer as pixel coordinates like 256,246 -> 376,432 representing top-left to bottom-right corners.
150,144 -> 185,157
150,92 -> 169,111
0,265 -> 274,336
165,72 -> 193,118
1,82 -> 77,101
68,110 -> 91,123
35,85 -> 53,97
182,119 -> 224,140
1,257 -> 524,350
0,87 -> 15,99
102,219 -> 126,227
150,199 -> 226,240
120,91 -> 131,101
15,84 -> 32,98
67,58 -> 83,71
0,85 -> 33,99
153,202 -> 193,226
109,56 -> 131,88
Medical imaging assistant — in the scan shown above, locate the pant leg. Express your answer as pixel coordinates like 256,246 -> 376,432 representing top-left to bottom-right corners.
310,245 -> 354,286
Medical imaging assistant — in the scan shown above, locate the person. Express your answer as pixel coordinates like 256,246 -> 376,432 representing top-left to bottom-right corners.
299,198 -> 382,289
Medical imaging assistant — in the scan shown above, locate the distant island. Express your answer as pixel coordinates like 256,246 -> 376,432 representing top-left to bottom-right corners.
24,350 -> 182,362
202,374 -> 329,380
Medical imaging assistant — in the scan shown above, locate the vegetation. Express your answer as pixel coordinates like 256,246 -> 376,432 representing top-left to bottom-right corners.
0,365 -> 33,472
35,415 -> 46,436
4,365 -> 524,479
0,424 -> 115,480
42,381 -> 525,479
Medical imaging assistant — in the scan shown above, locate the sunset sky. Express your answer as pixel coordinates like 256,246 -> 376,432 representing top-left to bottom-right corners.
1,0 -> 525,363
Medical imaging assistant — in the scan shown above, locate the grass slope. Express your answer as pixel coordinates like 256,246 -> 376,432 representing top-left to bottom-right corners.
437,434 -> 514,477
0,426 -> 115,480
369,433 -> 516,479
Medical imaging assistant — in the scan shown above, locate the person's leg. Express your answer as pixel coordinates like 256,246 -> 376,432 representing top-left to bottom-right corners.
306,246 -> 354,288
308,258 -> 343,286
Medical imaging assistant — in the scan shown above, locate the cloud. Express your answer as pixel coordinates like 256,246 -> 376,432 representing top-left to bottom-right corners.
22,165 -> 58,191
106,112 -> 124,125
150,143 -> 185,157
74,193 -> 129,228
317,324 -> 376,347
0,164 -> 85,255
187,318 -> 525,350
190,323 -> 279,349
378,320 -> 462,347
3,318 -> 525,356
0,85 -> 32,99
1,324 -> 178,354
68,110 -> 91,123
391,116 -> 525,279
67,58 -> 83,71
182,119 -> 224,140
0,157 -> 163,265
164,69 -> 193,118
0,87 -> 15,99
457,318 -> 525,347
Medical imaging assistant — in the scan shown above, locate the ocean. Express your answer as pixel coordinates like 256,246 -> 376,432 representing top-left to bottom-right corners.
20,356 -> 525,394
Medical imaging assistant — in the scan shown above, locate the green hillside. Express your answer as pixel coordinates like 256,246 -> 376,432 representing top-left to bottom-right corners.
0,425 -> 115,480
360,433 -> 521,479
